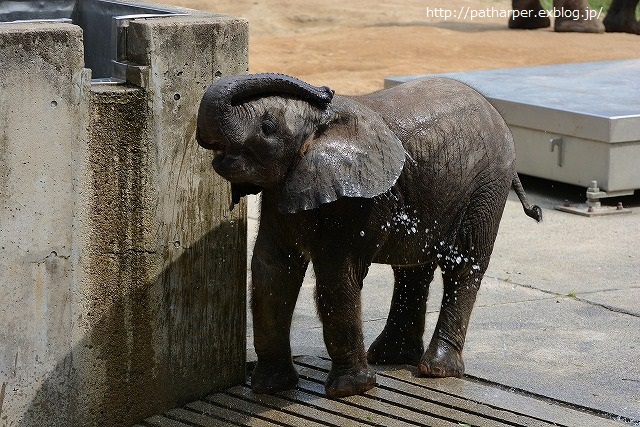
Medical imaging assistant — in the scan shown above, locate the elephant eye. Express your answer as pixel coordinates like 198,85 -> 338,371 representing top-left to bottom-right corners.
261,118 -> 277,136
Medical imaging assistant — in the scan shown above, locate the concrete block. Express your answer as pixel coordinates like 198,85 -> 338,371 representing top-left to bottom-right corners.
1,8 -> 249,427
0,22 -> 90,426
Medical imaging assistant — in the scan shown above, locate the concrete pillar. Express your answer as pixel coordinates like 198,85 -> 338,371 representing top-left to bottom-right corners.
0,22 -> 90,426
0,11 -> 248,427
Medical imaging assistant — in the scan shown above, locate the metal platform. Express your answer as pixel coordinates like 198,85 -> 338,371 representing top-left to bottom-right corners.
386,60 -> 640,197
137,356 -> 628,427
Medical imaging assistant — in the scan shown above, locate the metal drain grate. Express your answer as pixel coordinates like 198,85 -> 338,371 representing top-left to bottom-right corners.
138,356 -> 627,427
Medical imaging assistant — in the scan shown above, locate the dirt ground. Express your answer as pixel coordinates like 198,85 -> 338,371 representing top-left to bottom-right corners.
154,0 -> 638,94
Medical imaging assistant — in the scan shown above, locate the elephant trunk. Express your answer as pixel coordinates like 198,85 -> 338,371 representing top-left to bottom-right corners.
196,73 -> 334,149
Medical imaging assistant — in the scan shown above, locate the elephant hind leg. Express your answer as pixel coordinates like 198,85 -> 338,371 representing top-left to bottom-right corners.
418,256 -> 488,378
367,262 -> 437,365
417,172 -> 508,377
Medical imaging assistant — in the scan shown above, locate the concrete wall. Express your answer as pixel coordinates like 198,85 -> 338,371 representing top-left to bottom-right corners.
0,22 -> 90,427
0,8 -> 248,427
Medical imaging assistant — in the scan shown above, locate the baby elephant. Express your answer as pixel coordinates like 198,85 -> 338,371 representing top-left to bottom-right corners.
196,73 -> 542,397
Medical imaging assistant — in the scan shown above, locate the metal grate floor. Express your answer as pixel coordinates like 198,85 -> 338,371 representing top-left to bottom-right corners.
137,356 -> 627,427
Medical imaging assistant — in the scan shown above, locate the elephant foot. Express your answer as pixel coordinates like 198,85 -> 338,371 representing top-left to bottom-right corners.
251,358 -> 299,394
508,14 -> 550,29
325,365 -> 376,398
604,14 -> 640,34
555,16 -> 605,33
417,340 -> 465,378
367,330 -> 423,365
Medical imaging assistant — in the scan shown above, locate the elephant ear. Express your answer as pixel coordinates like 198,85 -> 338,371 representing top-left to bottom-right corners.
279,98 -> 406,213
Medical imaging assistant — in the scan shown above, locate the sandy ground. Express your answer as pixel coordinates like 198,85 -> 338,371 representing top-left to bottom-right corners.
155,0 -> 638,94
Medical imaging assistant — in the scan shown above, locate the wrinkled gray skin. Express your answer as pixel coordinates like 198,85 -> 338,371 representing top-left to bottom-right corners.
196,74 -> 542,398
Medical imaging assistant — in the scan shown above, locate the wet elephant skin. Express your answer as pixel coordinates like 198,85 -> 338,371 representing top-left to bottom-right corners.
196,73 -> 542,397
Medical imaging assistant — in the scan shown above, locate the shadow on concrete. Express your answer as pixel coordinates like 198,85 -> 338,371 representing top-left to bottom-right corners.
18,221 -> 246,427
518,174 -> 640,209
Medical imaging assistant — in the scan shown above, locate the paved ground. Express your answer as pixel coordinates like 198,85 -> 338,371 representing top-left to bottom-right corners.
246,174 -> 640,424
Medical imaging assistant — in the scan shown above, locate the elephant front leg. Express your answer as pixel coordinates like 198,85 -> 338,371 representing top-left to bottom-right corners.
368,263 -> 436,365
314,260 -> 376,397
418,258 -> 487,378
250,246 -> 308,394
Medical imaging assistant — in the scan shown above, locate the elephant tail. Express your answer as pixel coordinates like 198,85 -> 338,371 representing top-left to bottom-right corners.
512,173 -> 543,222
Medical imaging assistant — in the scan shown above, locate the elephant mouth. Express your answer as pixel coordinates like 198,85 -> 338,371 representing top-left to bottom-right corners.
196,133 -> 233,175
213,148 -> 226,160
211,147 -> 234,173
202,139 -> 229,166
198,138 -> 225,154
196,126 -> 227,155
195,129 -> 243,179
212,155 -> 248,184
212,152 -> 230,168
